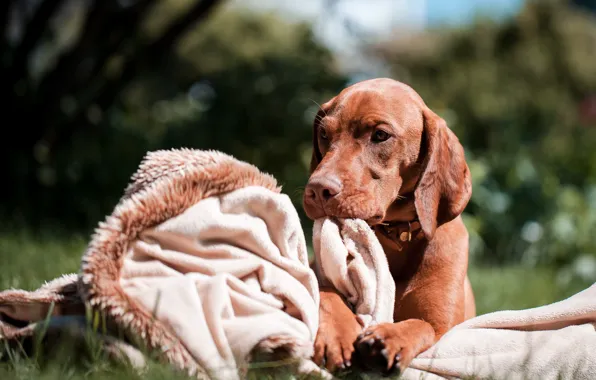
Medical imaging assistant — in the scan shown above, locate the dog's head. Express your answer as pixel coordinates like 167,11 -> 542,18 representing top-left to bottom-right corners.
303,78 -> 471,239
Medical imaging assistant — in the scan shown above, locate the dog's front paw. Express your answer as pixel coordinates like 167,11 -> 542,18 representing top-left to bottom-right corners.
313,288 -> 363,372
313,322 -> 360,372
354,323 -> 413,377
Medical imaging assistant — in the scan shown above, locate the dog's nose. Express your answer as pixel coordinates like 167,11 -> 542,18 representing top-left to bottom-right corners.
305,176 -> 342,205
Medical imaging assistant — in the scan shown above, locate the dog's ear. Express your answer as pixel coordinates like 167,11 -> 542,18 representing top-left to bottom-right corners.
414,107 -> 472,239
310,99 -> 334,173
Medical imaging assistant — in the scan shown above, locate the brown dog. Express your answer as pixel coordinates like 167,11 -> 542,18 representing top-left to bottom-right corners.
303,78 -> 476,376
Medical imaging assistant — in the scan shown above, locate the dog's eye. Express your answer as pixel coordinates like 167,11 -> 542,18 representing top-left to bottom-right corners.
320,128 -> 328,140
371,129 -> 390,142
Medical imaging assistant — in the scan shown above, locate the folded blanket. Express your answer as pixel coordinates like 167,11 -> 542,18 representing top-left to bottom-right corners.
0,149 -> 390,380
312,218 -> 395,327
80,149 -> 324,379
402,282 -> 596,380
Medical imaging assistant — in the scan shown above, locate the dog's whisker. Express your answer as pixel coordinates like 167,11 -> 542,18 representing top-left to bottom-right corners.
307,111 -> 326,126
308,98 -> 328,117
311,112 -> 325,122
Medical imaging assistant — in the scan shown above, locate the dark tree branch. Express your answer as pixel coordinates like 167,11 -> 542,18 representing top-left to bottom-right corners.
8,0 -> 112,151
10,0 -> 65,87
1,0 -> 15,99
47,0 -> 224,149
36,0 -> 112,107
62,0 -> 158,103
0,0 -> 14,50
149,0 -> 221,56
39,0 -> 158,128
36,0 -> 164,126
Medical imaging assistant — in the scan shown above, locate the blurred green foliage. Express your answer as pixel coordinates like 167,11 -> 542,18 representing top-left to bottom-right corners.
2,1 -> 346,231
374,0 -> 596,269
58,7 -> 344,228
119,8 -> 345,210
3,0 -> 596,277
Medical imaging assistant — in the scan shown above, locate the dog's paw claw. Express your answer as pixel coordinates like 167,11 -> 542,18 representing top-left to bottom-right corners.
354,327 -> 405,377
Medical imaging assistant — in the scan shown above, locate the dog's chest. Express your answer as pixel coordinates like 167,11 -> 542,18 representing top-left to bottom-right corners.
375,231 -> 425,280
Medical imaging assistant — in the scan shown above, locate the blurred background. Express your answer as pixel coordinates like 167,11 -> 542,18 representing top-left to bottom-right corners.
1,0 -> 596,315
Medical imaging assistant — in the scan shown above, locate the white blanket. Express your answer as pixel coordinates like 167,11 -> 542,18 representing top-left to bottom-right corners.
312,218 -> 395,327
119,186 -> 319,379
403,283 -> 596,380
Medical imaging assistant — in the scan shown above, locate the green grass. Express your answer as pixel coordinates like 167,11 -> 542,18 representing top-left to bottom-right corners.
0,230 -> 592,379
0,230 -> 86,290
469,265 -> 590,316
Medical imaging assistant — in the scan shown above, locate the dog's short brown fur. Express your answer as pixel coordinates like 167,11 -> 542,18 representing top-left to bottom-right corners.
303,78 -> 476,375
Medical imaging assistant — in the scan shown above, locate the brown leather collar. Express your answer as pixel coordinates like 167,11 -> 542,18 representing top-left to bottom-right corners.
374,219 -> 424,251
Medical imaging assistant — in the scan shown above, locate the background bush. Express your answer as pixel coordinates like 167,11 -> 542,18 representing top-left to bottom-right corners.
2,0 -> 596,277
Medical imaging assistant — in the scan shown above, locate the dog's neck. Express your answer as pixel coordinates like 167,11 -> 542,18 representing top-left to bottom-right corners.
373,193 -> 426,279
373,162 -> 426,253
374,163 -> 427,277
384,192 -> 418,223
375,193 -> 424,249
381,166 -> 423,225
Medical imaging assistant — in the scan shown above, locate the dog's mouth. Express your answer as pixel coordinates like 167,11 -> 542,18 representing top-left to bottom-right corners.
319,212 -> 385,227
303,189 -> 386,224
303,205 -> 384,226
